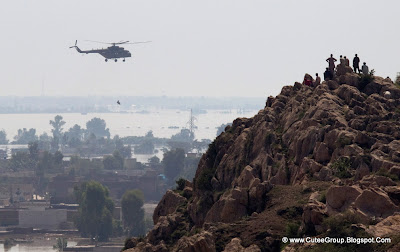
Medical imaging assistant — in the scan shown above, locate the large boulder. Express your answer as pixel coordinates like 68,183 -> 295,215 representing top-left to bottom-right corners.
235,165 -> 257,188
174,231 -> 216,252
326,186 -> 362,214
314,142 -> 330,163
354,189 -> 399,218
204,188 -> 248,223
302,197 -> 327,233
153,190 -> 187,224
148,214 -> 185,244
367,215 -> 400,237
359,175 -> 396,188
222,238 -> 261,252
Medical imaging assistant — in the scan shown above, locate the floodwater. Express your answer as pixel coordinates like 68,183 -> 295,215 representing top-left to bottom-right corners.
0,109 -> 258,141
0,240 -> 78,252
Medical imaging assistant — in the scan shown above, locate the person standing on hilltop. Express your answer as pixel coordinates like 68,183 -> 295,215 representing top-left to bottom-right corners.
339,55 -> 345,65
362,62 -> 369,75
344,56 -> 350,66
324,68 -> 333,81
302,73 -> 313,86
314,73 -> 321,87
326,54 -> 337,74
353,54 -> 360,73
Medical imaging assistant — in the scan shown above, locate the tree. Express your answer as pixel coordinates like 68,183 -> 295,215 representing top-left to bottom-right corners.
86,118 -> 110,139
103,150 -> 124,170
53,237 -> 67,251
114,135 -> 132,159
50,115 -> 66,139
13,128 -> 38,144
162,148 -> 185,182
38,132 -> 51,151
148,156 -> 160,165
134,139 -> 154,154
74,181 -> 114,241
0,130 -> 8,144
28,141 -> 39,161
65,124 -> 84,148
8,151 -> 35,171
121,189 -> 145,237
171,129 -> 194,143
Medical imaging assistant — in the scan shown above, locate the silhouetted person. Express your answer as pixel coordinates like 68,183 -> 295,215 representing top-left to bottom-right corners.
339,55 -> 345,65
344,56 -> 350,66
117,100 -> 121,105
353,54 -> 360,73
324,68 -> 333,80
326,54 -> 337,74
302,73 -> 313,86
362,62 -> 369,75
314,73 -> 321,87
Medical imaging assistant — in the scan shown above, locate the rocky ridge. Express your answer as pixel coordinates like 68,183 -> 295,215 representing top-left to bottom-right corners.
124,72 -> 400,252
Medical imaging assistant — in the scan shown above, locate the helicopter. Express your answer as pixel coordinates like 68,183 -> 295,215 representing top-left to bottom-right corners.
69,40 -> 150,62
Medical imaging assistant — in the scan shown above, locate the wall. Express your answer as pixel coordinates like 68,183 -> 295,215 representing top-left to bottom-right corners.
0,209 -> 18,226
19,209 -> 67,229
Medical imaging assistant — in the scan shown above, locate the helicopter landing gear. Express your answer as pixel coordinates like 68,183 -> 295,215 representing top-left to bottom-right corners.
115,59 -> 118,62
105,59 -> 108,62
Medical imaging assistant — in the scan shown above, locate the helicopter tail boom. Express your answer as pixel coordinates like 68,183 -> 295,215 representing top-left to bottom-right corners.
69,40 -> 83,53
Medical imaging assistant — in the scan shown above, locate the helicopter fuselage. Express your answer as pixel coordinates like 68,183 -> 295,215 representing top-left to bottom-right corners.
72,45 -> 131,62
79,46 -> 131,59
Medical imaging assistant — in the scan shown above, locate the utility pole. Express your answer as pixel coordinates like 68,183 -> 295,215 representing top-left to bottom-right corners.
187,109 -> 197,136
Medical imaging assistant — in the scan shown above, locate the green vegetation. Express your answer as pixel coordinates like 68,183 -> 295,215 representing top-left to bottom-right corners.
171,128 -> 194,143
74,181 -> 114,241
318,191 -> 327,203
121,189 -> 145,237
53,237 -> 67,251
336,135 -> 352,147
277,206 -> 303,219
297,110 -> 306,120
134,132 -> 155,154
285,222 -> 301,237
86,117 -> 110,139
114,135 -> 132,158
163,148 -> 185,182
148,155 -> 160,165
358,70 -> 375,90
13,128 -> 38,144
376,168 -> 399,181
305,211 -> 374,252
331,157 -> 352,178
103,150 -> 124,170
175,178 -> 187,191
395,74 -> 400,89
0,130 -> 8,144
178,154 -> 201,181
264,132 -> 274,148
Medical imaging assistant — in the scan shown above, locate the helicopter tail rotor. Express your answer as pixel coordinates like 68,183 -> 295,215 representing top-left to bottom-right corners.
69,40 -> 78,48
69,40 -> 82,53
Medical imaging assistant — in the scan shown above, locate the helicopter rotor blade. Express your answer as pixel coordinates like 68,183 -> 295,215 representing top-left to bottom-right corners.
124,41 -> 152,45
84,40 -> 113,45
83,40 -> 151,45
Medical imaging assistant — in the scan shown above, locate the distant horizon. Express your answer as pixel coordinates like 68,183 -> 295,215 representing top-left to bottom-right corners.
0,95 -> 266,98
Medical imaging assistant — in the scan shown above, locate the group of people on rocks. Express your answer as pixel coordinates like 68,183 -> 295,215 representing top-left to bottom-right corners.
302,54 -> 370,88
324,54 -> 369,80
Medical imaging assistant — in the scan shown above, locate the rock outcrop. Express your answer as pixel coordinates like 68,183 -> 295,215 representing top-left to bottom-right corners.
123,72 -> 400,251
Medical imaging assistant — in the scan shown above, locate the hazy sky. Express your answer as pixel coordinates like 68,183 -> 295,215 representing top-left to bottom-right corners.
1,0 -> 399,97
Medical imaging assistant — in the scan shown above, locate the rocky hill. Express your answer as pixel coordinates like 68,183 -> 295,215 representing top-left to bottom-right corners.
123,70 -> 400,252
